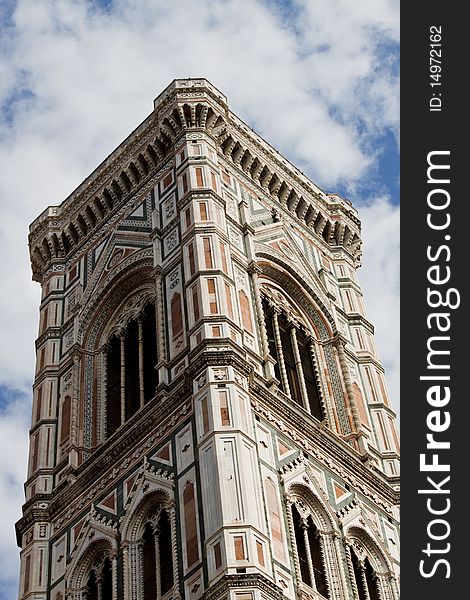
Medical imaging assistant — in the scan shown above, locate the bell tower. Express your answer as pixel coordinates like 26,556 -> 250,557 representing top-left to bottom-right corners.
17,79 -> 399,600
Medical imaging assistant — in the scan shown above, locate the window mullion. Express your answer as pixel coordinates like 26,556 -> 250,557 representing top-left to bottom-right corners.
272,310 -> 291,398
289,323 -> 311,413
96,573 -> 103,600
302,521 -> 317,592
360,562 -> 372,600
153,522 -> 161,599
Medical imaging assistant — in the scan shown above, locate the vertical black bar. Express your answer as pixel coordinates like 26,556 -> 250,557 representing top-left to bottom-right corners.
401,4 -> 466,598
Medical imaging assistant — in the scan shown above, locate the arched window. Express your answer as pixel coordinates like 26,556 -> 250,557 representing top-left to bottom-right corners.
291,504 -> 329,598
141,509 -> 174,599
351,548 -> 380,600
143,523 -> 157,600
85,556 -> 112,600
262,295 -> 323,420
105,300 -> 158,437
345,529 -> 396,600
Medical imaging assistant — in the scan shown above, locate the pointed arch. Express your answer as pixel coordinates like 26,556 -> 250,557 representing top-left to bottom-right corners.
76,255 -> 158,452
257,258 -> 353,435
66,535 -> 117,599
284,482 -> 345,600
345,526 -> 397,600
121,484 -> 176,600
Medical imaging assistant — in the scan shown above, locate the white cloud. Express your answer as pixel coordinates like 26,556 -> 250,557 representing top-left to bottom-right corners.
0,392 -> 30,599
358,197 -> 400,414
0,0 -> 399,594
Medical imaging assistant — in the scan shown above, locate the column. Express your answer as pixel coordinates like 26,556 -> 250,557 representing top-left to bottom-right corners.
359,562 -> 371,600
302,521 -> 317,591
308,338 -> 331,426
389,574 -> 399,600
289,322 -> 310,413
120,330 -> 126,426
331,532 -> 350,600
272,309 -> 291,398
122,545 -> 130,600
96,574 -> 103,600
317,529 -> 336,599
375,575 -> 386,600
138,318 -> 145,408
155,269 -> 166,364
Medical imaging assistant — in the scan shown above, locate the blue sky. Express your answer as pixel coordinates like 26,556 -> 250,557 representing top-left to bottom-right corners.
0,1 -> 399,597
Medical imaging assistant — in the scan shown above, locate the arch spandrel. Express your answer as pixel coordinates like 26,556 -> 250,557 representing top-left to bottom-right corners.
66,526 -> 117,591
78,248 -> 154,348
345,525 -> 395,577
256,259 -> 337,342
120,460 -> 175,543
284,480 -> 340,536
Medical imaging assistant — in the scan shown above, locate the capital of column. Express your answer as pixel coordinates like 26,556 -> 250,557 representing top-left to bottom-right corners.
332,331 -> 348,348
247,261 -> 262,276
166,499 -> 177,512
284,492 -> 294,504
100,341 -> 111,355
286,315 -> 297,330
151,266 -> 164,278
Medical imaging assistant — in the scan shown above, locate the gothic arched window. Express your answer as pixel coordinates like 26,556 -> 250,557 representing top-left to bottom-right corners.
85,556 -> 112,600
291,504 -> 329,598
141,508 -> 174,599
262,294 -> 324,420
345,529 -> 397,600
105,299 -> 158,438
351,548 -> 380,600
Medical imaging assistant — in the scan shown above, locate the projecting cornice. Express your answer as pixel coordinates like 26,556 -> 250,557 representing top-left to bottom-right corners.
29,78 -> 362,283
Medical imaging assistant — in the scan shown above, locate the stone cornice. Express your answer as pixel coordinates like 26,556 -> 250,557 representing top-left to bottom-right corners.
16,381 -> 191,540
29,78 -> 363,284
249,376 -> 399,509
202,573 -> 284,600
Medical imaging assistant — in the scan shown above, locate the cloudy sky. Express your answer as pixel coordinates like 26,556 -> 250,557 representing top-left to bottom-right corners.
0,0 -> 399,597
